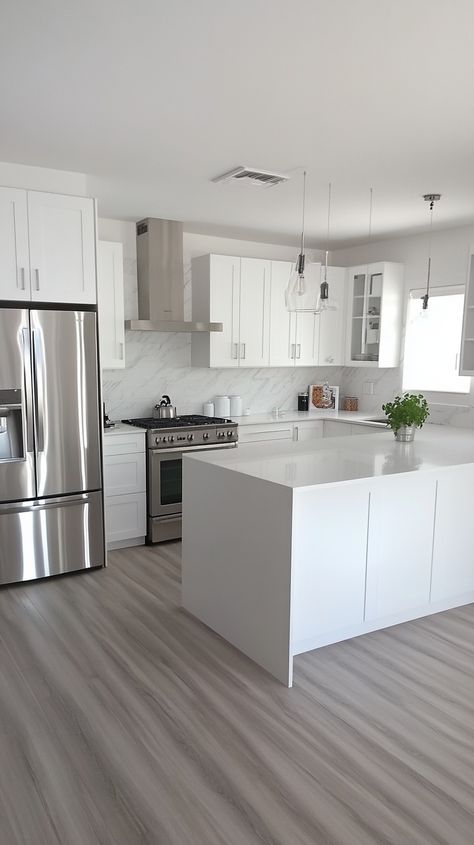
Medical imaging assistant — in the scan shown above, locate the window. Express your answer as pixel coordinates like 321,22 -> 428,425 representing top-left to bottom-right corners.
403,287 -> 470,394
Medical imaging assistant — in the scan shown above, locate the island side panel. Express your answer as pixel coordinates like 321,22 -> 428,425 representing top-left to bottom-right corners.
291,484 -> 370,656
182,457 -> 294,686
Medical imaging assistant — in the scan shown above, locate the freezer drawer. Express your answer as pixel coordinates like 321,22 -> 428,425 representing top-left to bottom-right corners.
0,491 -> 104,586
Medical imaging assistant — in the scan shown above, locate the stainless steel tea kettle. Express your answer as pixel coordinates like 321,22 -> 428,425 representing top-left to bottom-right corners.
153,394 -> 177,420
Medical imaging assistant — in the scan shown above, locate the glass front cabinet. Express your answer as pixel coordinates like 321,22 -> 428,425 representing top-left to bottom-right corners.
345,262 -> 404,368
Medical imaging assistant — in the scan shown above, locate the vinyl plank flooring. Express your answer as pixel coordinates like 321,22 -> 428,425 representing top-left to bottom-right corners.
0,542 -> 473,844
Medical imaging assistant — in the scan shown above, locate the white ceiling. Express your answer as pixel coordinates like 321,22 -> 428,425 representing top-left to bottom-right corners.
2,0 -> 474,246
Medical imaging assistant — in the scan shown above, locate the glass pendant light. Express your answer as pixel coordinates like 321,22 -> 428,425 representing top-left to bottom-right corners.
285,170 -> 313,310
421,193 -> 441,311
285,173 -> 338,312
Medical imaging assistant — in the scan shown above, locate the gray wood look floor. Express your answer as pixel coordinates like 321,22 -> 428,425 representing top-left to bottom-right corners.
0,544 -> 473,845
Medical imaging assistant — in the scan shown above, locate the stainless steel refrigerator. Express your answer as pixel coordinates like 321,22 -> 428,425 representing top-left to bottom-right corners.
0,307 -> 104,585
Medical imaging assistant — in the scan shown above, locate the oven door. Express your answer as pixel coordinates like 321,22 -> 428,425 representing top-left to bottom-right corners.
148,444 -> 235,518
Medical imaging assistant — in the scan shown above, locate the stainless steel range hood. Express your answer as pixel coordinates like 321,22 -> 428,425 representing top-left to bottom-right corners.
125,218 -> 222,333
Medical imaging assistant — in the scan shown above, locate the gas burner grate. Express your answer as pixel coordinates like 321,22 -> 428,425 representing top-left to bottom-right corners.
122,415 -> 233,430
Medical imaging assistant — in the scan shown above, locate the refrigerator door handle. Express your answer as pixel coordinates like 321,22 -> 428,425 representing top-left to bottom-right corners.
32,328 -> 45,453
21,328 -> 34,453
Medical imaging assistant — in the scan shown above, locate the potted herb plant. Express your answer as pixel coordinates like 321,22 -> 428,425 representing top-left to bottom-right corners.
382,393 -> 429,442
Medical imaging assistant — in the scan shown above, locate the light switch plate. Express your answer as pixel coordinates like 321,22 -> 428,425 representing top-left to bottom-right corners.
363,381 -> 375,395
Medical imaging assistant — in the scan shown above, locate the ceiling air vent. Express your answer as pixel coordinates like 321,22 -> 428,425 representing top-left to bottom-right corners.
212,166 -> 289,188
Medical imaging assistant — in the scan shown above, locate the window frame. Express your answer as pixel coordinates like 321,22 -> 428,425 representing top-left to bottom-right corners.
402,284 -> 470,395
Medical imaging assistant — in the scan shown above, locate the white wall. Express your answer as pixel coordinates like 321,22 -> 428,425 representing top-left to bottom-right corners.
99,219 -> 337,418
333,225 -> 474,427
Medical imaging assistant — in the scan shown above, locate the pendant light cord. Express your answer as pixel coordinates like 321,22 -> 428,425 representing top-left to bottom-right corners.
324,182 -> 332,282
301,170 -> 306,256
366,187 -> 373,276
426,199 -> 434,300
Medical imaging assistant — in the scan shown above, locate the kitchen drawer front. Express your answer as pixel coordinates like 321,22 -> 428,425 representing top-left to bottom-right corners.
104,452 -> 146,496
103,431 -> 145,457
239,424 -> 294,443
105,492 -> 146,544
323,421 -> 353,437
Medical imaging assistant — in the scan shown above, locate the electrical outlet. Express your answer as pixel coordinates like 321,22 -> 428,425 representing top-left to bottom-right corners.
363,381 -> 375,395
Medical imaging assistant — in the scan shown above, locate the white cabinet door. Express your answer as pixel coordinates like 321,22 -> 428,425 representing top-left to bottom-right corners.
295,312 -> 318,366
209,255 -> 240,368
318,267 -> 346,365
365,475 -> 436,621
431,466 -> 474,602
293,421 -> 324,441
104,452 -> 146,497
105,492 -> 147,544
269,261 -> 295,366
239,258 -> 271,367
323,421 -> 352,437
0,187 -> 30,300
98,241 -> 125,369
28,191 -> 96,304
238,423 -> 294,443
292,485 -> 369,645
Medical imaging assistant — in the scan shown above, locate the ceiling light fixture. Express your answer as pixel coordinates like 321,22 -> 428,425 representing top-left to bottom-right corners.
421,193 -> 441,310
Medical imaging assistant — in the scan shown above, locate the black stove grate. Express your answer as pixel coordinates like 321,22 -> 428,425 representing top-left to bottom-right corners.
122,414 -> 234,430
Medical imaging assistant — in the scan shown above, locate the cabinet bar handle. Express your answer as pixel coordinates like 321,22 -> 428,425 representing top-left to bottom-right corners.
119,342 -> 124,360
19,267 -> 26,290
34,268 -> 40,291
241,342 -> 246,360
232,342 -> 239,360
296,343 -> 301,359
290,343 -> 295,359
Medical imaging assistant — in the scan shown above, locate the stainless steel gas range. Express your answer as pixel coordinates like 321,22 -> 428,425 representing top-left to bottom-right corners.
122,415 -> 238,543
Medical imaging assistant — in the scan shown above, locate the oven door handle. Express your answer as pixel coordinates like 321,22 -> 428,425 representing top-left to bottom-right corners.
149,443 -> 237,456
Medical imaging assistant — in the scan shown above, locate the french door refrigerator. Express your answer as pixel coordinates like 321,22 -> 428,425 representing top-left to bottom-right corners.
0,306 -> 104,585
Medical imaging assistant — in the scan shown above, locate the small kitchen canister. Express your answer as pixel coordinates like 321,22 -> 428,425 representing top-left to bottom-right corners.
229,395 -> 243,417
298,392 -> 309,412
214,395 -> 231,417
203,401 -> 215,417
343,396 -> 358,412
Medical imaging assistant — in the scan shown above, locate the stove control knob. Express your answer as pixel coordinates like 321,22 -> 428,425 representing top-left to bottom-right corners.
187,433 -> 194,441
227,430 -> 234,437
169,436 -> 175,443
155,436 -> 160,445
203,432 -> 210,440
217,431 -> 225,439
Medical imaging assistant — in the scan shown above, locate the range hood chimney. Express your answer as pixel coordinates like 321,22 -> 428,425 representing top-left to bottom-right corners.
125,218 -> 222,333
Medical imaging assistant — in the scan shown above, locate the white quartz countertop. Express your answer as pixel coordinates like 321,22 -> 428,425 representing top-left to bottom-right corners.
103,422 -> 145,436
234,409 -> 386,427
184,425 -> 474,489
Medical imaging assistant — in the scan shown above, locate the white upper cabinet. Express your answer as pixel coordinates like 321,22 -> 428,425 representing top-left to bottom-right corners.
0,187 -> 97,305
0,187 -> 30,300
192,254 -> 347,369
318,266 -> 346,365
98,241 -> 125,370
269,260 -> 294,366
459,249 -> 474,375
191,254 -> 270,368
192,254 -> 240,368
28,191 -> 96,304
239,258 -> 270,367
345,262 -> 404,368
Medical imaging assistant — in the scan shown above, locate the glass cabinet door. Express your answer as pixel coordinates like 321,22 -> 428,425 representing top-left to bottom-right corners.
349,271 -> 382,363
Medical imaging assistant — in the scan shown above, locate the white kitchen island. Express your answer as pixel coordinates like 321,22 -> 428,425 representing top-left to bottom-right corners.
182,426 -> 474,686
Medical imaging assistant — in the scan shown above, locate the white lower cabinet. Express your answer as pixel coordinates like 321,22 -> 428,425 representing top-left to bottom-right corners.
431,466 -> 474,602
323,421 -> 353,437
103,429 -> 146,549
365,475 -> 437,621
293,421 -> 323,441
238,423 -> 294,444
